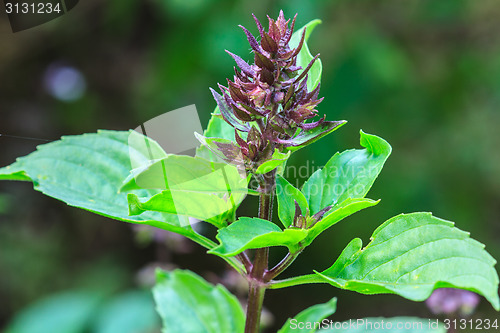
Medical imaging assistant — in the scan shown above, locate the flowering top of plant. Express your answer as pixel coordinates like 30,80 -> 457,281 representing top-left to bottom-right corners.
208,11 -> 345,172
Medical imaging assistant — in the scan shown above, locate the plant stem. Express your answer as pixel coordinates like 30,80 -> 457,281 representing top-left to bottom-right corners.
244,170 -> 275,333
237,252 -> 253,273
245,279 -> 266,333
265,249 -> 302,281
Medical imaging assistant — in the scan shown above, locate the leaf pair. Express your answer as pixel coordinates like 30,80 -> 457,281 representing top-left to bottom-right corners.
206,130 -> 500,311
210,131 -> 390,258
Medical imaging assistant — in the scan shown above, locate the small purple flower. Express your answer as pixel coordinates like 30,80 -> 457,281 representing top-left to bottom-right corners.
426,288 -> 480,316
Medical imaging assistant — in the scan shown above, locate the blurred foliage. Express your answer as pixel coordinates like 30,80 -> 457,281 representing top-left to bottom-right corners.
1,0 -> 500,331
4,289 -> 160,333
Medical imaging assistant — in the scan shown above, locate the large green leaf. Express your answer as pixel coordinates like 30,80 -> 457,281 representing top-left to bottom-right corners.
290,19 -> 323,91
315,213 -> 500,310
125,154 -> 247,227
276,174 -> 309,228
323,317 -> 445,332
0,131 -> 165,224
302,131 -> 391,214
278,298 -> 337,333
0,131 -> 215,245
4,291 -> 102,333
153,269 -> 245,333
209,217 -> 308,257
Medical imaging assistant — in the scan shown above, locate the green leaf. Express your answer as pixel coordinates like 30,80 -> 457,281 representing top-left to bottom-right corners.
209,217 -> 308,257
204,107 -> 235,141
195,107 -> 236,161
323,317 -> 445,332
276,174 -> 309,228
4,290 -> 102,333
93,291 -> 160,333
290,19 -> 323,91
125,154 -> 247,227
255,149 -> 291,174
0,162 -> 30,181
0,130 -> 246,273
0,131 -> 212,244
153,269 -> 245,333
302,130 -> 391,214
303,198 -> 380,246
194,132 -> 244,165
283,121 -> 347,153
0,131 -> 164,224
315,212 -> 500,311
278,298 -> 337,333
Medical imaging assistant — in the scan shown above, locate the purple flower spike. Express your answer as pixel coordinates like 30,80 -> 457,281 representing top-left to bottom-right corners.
208,12 -> 344,173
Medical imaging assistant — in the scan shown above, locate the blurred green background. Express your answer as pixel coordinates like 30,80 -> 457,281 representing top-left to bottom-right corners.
1,0 -> 499,332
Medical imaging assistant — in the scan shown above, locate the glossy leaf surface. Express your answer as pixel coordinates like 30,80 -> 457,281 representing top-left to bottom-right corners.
209,217 -> 308,257
302,130 -> 391,214
276,174 -> 309,228
0,131 -> 211,243
316,213 -> 500,310
125,154 -> 247,227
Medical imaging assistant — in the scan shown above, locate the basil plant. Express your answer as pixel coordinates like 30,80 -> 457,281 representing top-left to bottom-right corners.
1,11 -> 498,333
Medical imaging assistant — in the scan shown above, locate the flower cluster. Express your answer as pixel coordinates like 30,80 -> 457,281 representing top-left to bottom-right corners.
208,11 -> 344,172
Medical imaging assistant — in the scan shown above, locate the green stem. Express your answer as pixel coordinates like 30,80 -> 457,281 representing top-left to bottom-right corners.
244,171 -> 275,333
267,274 -> 324,289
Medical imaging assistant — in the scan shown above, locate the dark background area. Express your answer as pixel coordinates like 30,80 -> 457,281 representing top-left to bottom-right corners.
1,0 -> 499,332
